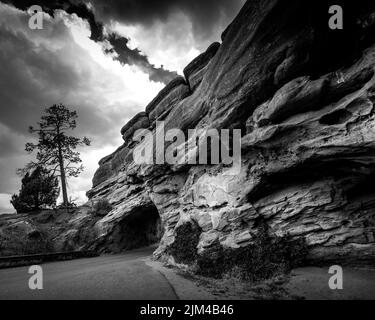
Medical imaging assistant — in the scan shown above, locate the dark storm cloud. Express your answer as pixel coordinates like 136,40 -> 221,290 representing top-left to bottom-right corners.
89,0 -> 245,41
2,0 -> 104,41
2,0 -> 178,84
0,21 -> 134,142
3,0 -> 245,39
0,6 -> 152,196
105,34 -> 178,84
0,0 -> 245,211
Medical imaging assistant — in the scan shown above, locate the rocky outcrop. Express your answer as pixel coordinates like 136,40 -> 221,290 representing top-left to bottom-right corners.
183,42 -> 220,90
121,112 -> 150,142
92,144 -> 133,187
0,208 -> 100,256
145,77 -> 191,123
84,0 -> 375,264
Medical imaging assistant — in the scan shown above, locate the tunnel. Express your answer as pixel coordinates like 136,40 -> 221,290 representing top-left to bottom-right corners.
111,203 -> 163,251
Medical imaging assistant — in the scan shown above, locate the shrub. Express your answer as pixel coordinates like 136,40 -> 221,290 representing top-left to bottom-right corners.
196,221 -> 308,281
195,240 -> 225,278
167,221 -> 202,264
166,218 -> 309,281
11,166 -> 59,213
91,199 -> 113,216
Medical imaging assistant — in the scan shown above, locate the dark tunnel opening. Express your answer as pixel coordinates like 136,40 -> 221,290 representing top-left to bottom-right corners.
112,204 -> 163,252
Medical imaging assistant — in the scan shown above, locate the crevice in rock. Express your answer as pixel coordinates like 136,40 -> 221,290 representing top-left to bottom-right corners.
247,158 -> 373,203
319,109 -> 353,125
346,174 -> 375,201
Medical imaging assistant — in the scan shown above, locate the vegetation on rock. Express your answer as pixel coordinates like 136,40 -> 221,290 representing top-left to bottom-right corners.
91,199 -> 113,217
196,221 -> 308,281
167,221 -> 202,264
168,219 -> 308,281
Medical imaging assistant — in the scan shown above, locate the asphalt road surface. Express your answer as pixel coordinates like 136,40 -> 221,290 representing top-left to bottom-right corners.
0,246 -> 178,300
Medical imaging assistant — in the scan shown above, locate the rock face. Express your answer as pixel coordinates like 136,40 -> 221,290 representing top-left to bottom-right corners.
145,76 -> 191,123
0,209 -> 98,256
121,112 -> 150,142
85,0 -> 375,263
183,42 -> 220,91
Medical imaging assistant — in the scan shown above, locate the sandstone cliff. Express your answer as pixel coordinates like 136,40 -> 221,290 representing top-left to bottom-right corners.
83,0 -> 375,266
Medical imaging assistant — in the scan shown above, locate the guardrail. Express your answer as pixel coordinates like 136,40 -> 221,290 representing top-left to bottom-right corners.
0,251 -> 99,269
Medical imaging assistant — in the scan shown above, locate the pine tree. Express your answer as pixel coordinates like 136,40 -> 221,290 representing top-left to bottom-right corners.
21,104 -> 91,208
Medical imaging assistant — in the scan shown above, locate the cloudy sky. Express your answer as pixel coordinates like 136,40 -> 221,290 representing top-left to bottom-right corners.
0,0 -> 244,213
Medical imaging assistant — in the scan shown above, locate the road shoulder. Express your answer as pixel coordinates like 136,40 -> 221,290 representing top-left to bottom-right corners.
145,258 -> 217,300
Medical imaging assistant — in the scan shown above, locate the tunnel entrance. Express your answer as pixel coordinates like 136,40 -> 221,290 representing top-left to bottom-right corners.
114,204 -> 163,251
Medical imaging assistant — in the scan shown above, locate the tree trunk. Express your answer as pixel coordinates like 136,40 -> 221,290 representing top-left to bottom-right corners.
59,153 -> 68,209
57,130 -> 68,210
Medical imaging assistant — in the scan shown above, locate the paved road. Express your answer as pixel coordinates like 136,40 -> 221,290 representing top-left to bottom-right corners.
0,247 -> 178,300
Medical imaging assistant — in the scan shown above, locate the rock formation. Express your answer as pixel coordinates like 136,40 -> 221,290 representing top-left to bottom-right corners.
84,0 -> 375,264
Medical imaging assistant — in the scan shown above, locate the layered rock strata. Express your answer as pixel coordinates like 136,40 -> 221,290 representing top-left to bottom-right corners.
84,0 -> 375,263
